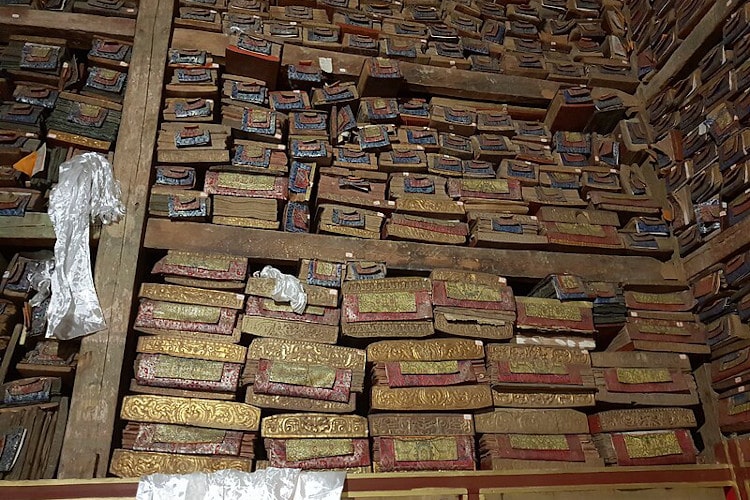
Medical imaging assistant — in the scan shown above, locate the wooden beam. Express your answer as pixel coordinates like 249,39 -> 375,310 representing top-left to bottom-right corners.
0,213 -> 99,247
56,0 -> 173,479
695,364 -> 723,464
0,465 -> 735,499
682,217 -> 750,280
144,220 -> 684,286
640,0 -> 742,102
0,7 -> 135,49
171,28 -> 560,105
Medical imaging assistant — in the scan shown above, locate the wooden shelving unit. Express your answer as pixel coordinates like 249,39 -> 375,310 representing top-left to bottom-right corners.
2,0 -> 749,492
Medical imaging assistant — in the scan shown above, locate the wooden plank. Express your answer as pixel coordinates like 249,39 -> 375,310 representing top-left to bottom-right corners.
0,7 -> 135,49
0,466 -> 735,498
695,364 -> 723,464
682,216 -> 750,279
171,28 -> 559,105
641,0 -> 742,102
56,0 -> 173,479
143,220 -> 684,286
0,213 -> 100,247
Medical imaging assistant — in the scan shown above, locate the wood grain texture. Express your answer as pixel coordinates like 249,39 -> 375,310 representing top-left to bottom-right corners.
56,0 -> 173,479
641,0 -> 743,102
144,220 -> 684,286
0,7 -> 135,49
0,466 -> 733,498
0,213 -> 100,247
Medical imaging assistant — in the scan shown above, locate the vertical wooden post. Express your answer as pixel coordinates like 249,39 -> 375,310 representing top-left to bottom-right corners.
56,0 -> 174,478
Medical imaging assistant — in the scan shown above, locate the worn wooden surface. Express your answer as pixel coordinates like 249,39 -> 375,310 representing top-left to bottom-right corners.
641,0 -> 742,102
144,220 -> 685,286
695,364 -> 723,464
682,217 -> 750,279
0,7 -> 135,49
0,465 -> 736,499
56,0 -> 173,479
0,213 -> 100,247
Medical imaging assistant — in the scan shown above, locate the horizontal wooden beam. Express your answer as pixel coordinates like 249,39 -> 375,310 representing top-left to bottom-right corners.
144,220 -> 684,286
171,28 -> 558,106
0,7 -> 136,49
0,213 -> 99,247
0,465 -> 734,499
640,0 -> 742,102
682,217 -> 750,280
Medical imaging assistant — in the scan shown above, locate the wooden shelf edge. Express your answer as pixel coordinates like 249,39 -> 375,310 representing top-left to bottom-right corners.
640,0 -> 742,102
0,212 -> 100,247
682,217 -> 750,279
0,7 -> 136,48
0,465 -> 733,499
143,219 -> 685,286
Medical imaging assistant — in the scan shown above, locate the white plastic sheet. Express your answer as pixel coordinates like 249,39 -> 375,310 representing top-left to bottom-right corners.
135,468 -> 346,500
46,152 -> 125,339
253,265 -> 308,314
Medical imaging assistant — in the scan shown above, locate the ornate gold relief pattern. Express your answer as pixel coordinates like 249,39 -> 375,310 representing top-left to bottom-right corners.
262,413 -> 368,438
343,277 -> 431,294
247,338 -> 365,371
165,251 -> 237,271
393,437 -> 459,461
137,336 -> 247,363
121,395 -> 261,431
371,386 -> 493,411
594,408 -> 697,431
285,439 -> 354,461
520,298 -> 585,321
487,344 -> 589,365
368,413 -> 474,436
357,292 -> 417,313
367,339 -> 484,362
110,449 -> 251,477
140,283 -> 245,309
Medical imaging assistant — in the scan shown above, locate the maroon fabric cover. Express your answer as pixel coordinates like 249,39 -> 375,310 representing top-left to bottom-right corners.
608,430 -> 696,466
482,434 -> 586,462
134,299 -> 238,335
134,354 -> 241,392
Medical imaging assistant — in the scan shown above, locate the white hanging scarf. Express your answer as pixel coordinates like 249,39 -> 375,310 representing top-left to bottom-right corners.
46,152 -> 125,340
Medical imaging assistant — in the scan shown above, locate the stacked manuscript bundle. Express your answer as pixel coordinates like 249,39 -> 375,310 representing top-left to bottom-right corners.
111,395 -> 260,477
260,413 -> 370,472
486,344 -> 596,410
369,413 -> 476,472
588,407 -> 699,466
242,338 -> 365,414
590,352 -> 699,465
514,295 -> 596,350
609,289 -> 708,355
710,313 -> 750,433
240,277 -> 340,344
111,250 -> 261,477
367,338 -> 491,471
341,277 -> 434,339
430,269 -> 516,341
475,409 -> 603,470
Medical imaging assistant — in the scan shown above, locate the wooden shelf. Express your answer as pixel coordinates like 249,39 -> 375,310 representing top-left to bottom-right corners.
0,465 -> 734,499
682,217 -> 750,279
0,213 -> 100,247
144,219 -> 685,286
0,7 -> 136,49
171,27 -> 559,106
640,0 -> 743,102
